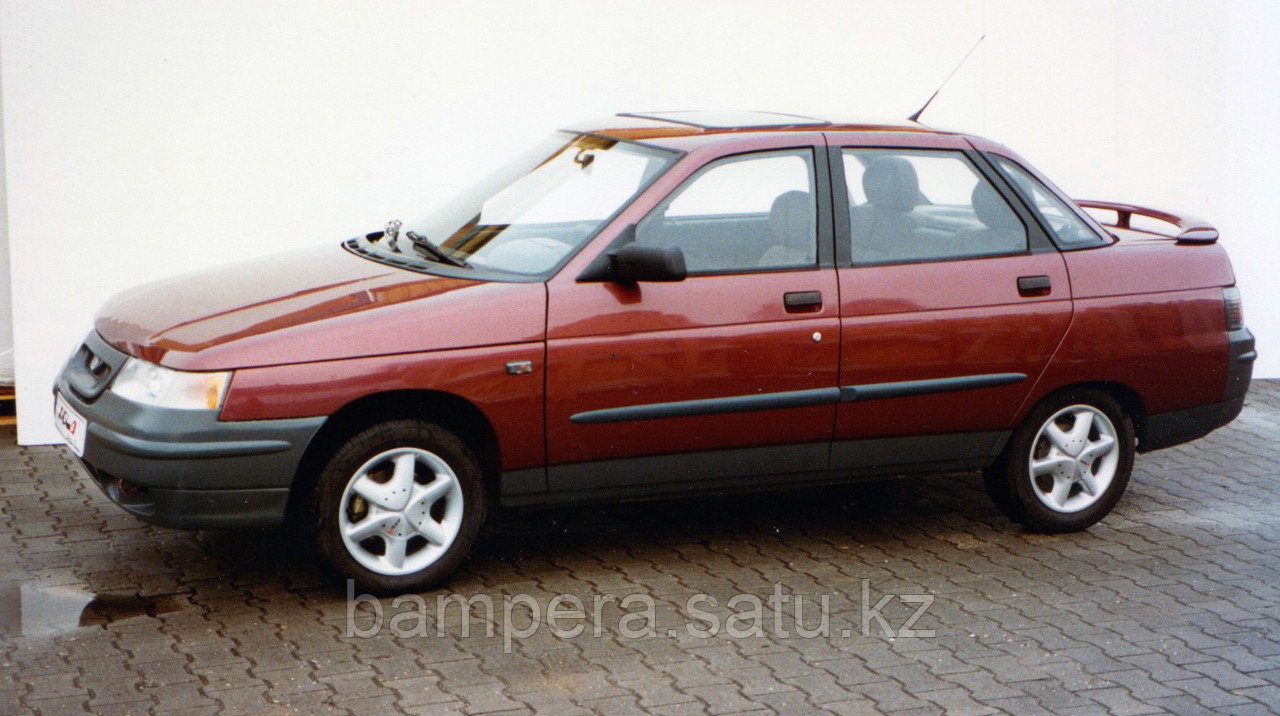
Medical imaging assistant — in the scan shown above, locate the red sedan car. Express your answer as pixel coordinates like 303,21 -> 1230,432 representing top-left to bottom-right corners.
55,111 -> 1255,592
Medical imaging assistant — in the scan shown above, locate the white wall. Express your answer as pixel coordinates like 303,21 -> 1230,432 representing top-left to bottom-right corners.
2,0 -> 1277,445
0,46 -> 13,385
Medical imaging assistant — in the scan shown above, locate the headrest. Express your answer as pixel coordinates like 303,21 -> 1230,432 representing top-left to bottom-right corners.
769,191 -> 814,246
972,182 -> 1020,229
862,156 -> 919,212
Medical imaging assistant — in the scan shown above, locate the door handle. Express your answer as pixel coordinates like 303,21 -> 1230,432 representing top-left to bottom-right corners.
1017,275 -> 1052,295
783,291 -> 823,312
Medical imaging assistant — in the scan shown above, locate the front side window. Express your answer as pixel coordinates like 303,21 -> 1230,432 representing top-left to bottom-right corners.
990,155 -> 1108,248
350,132 -> 676,278
842,148 -> 1028,265
637,149 -> 817,273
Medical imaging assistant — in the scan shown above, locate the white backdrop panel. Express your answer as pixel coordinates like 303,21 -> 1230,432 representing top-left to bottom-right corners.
3,0 -> 1277,444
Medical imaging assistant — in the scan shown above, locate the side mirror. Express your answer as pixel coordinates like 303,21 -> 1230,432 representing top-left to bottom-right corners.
577,224 -> 687,283
611,243 -> 687,283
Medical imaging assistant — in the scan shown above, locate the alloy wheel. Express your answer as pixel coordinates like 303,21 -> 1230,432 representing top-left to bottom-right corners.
337,447 -> 465,576
1028,404 -> 1120,514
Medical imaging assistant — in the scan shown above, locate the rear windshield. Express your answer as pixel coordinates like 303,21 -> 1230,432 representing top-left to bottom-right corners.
989,155 -> 1110,248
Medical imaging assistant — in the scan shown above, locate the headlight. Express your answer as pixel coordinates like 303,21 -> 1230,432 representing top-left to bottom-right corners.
110,358 -> 231,410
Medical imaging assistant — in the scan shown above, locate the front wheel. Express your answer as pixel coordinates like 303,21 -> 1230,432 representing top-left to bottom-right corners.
310,419 -> 485,593
984,389 -> 1135,532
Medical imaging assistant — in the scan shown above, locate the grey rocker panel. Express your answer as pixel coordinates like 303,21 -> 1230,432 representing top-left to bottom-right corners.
504,431 -> 1011,505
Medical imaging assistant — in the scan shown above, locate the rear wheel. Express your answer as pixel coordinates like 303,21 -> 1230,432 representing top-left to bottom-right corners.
985,388 -> 1135,532
311,419 -> 485,593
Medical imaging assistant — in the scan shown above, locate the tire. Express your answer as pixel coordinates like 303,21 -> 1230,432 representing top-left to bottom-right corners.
984,388 -> 1135,533
310,419 -> 485,594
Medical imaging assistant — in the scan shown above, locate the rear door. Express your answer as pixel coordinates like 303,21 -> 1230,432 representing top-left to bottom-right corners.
543,134 -> 841,495
828,134 -> 1073,471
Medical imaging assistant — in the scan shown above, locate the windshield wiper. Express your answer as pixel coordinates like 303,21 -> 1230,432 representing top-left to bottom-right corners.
405,230 -> 470,268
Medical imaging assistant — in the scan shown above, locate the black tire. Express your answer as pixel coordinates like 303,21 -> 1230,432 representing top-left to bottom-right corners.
310,419 -> 485,594
984,388 -> 1135,533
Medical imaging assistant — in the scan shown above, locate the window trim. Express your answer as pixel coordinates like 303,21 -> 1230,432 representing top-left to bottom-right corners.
983,152 -> 1115,252
830,145 -> 1057,269
630,146 -> 834,277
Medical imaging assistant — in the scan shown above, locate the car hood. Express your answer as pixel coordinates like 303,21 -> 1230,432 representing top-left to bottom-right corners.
94,243 -> 547,371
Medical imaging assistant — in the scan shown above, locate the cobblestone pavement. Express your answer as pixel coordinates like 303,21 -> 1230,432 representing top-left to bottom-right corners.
3,382 -> 1279,715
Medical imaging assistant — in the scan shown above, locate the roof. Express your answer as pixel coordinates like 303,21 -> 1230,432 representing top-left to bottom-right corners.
619,110 -> 830,129
563,110 -> 947,149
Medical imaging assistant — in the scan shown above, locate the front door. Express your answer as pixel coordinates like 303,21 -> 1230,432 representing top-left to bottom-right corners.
545,140 -> 841,495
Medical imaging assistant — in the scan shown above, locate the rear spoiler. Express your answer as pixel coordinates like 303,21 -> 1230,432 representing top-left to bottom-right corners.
1075,200 -> 1219,244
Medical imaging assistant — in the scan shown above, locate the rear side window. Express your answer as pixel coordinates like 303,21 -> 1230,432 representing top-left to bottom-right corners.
638,149 -> 817,273
841,148 -> 1027,265
989,155 -> 1108,248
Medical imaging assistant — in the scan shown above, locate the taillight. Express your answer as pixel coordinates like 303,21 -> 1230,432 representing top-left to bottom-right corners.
1223,287 -> 1244,331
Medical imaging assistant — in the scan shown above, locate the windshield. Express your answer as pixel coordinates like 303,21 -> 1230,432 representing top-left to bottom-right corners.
350,132 -> 677,278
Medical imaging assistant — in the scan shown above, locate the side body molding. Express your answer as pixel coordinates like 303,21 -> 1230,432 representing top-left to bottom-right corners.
569,373 -> 1027,424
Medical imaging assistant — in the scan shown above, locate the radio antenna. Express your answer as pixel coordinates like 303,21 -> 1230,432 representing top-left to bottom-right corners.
908,34 -> 985,123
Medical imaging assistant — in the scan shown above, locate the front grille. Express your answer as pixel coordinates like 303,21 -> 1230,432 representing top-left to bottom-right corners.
63,333 -> 128,403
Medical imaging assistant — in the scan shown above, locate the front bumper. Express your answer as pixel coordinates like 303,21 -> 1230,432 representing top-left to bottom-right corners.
56,332 -> 325,529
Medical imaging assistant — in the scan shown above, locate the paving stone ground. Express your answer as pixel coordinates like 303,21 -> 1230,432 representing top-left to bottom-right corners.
2,382 -> 1279,714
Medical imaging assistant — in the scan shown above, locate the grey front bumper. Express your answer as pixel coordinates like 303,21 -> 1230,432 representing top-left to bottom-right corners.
56,332 -> 325,529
